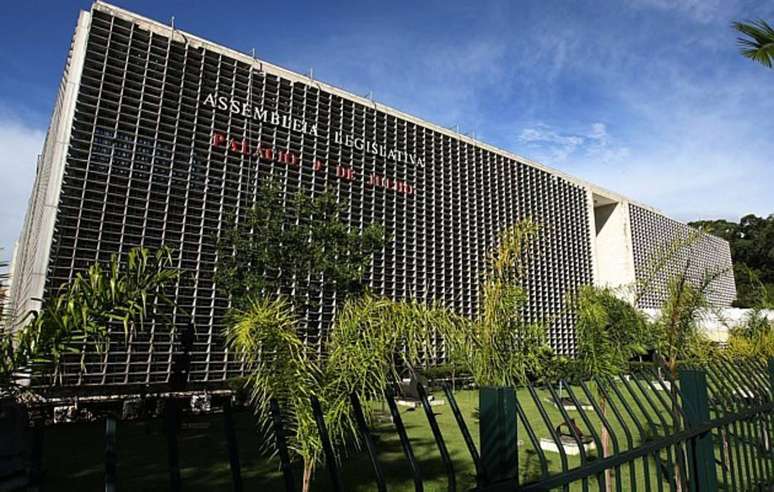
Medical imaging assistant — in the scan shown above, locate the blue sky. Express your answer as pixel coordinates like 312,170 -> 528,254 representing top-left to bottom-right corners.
1,0 -> 773,256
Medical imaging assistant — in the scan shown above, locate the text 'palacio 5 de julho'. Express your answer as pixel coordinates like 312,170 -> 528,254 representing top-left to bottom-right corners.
7,2 -> 735,391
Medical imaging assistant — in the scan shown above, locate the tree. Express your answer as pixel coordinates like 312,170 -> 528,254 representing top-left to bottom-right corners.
1,246 -> 178,395
725,309 -> 774,362
216,183 -> 384,311
647,263 -> 727,491
691,214 -> 774,308
733,19 -> 774,68
218,183 -> 392,490
442,219 -> 552,387
733,264 -> 769,308
572,286 -> 650,492
574,287 -> 650,380
225,294 -> 461,492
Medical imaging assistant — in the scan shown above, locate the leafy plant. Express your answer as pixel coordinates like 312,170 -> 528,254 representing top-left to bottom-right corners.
733,19 -> 774,68
648,262 -> 727,492
690,214 -> 774,308
573,286 -> 650,379
216,183 -> 384,311
725,308 -> 774,362
571,285 -> 650,491
1,246 -> 179,395
225,293 -> 462,492
442,219 -> 552,387
218,183 -> 393,490
650,263 -> 727,371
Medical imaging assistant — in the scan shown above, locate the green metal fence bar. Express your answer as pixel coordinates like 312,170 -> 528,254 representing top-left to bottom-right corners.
165,399 -> 181,492
269,398 -> 296,492
545,383 -> 593,492
514,395 -> 550,481
704,365 -> 741,490
701,371 -> 729,490
417,383 -> 456,492
349,392 -> 386,492
580,380 -> 625,492
514,402 -> 772,492
560,382 -> 607,491
444,385 -> 485,485
712,362 -> 754,487
602,376 -> 654,491
310,395 -> 342,492
618,375 -> 670,490
479,387 -> 516,485
29,419 -> 43,492
592,379 -> 637,492
723,361 -> 763,486
385,386 -> 424,492
629,374 -> 679,492
753,359 -> 774,489
223,399 -> 242,492
526,384 -> 570,492
679,369 -> 719,492
731,359 -> 773,487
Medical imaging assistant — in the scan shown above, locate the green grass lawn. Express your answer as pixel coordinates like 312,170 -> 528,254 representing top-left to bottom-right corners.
40,384 -> 693,491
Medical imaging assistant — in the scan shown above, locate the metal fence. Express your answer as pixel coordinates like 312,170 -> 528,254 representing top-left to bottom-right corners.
2,358 -> 772,491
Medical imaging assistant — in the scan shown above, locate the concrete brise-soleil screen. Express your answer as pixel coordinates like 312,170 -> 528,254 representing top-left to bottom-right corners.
6,1 -> 735,389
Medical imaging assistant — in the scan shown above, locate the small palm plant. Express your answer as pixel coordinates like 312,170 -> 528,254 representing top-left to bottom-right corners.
733,19 -> 774,68
1,246 -> 178,394
226,293 -> 461,492
572,285 -> 650,492
442,218 -> 551,387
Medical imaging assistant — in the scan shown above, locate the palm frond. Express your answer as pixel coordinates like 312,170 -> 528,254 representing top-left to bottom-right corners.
733,19 -> 774,68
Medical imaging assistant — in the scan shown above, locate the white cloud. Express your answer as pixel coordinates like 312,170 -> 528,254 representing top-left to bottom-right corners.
0,117 -> 44,258
626,0 -> 729,23
517,122 -> 630,165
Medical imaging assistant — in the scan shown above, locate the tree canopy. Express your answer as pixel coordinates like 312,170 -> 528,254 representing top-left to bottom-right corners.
215,183 -> 385,312
690,214 -> 774,307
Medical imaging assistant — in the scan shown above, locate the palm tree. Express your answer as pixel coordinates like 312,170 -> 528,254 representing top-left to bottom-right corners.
226,218 -> 549,490
2,246 -> 178,394
733,19 -> 774,68
442,219 -> 552,388
572,285 -> 650,492
226,293 -> 461,492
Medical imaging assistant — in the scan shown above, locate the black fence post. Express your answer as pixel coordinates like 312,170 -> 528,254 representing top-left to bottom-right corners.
105,415 -> 117,492
269,399 -> 296,492
479,386 -> 517,485
29,418 -> 44,491
768,358 -> 774,398
679,368 -> 718,492
310,395 -> 342,491
223,398 -> 243,492
165,399 -> 182,492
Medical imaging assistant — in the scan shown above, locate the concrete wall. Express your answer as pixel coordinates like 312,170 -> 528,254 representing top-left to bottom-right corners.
593,200 -> 636,296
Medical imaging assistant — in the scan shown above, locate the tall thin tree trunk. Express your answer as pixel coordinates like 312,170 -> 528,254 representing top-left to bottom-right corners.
302,459 -> 314,492
669,362 -> 683,492
600,391 -> 612,492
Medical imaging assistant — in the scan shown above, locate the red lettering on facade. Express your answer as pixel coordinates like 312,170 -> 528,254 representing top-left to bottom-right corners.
211,132 -> 415,196
336,165 -> 355,181
212,132 -> 226,147
366,172 -> 414,196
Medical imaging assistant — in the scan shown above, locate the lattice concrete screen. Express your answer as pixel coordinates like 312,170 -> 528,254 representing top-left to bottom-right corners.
6,2 -> 735,390
629,204 -> 736,309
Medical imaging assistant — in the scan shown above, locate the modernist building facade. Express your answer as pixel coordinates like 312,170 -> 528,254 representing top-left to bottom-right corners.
8,2 -> 735,389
